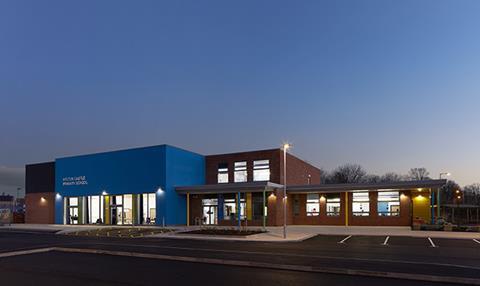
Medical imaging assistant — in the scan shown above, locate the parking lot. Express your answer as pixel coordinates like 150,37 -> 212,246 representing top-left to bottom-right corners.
307,234 -> 480,249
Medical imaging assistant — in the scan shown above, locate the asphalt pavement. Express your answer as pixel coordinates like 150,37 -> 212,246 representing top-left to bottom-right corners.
0,228 -> 479,285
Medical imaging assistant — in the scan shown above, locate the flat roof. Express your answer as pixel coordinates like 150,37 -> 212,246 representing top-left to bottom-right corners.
175,182 -> 283,194
176,179 -> 447,195
287,179 -> 447,194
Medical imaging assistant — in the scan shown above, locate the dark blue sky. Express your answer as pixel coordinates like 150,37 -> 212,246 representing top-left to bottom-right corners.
1,0 -> 479,195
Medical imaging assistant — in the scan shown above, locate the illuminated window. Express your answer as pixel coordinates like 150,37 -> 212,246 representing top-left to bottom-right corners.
234,161 -> 247,183
377,191 -> 400,216
223,196 -> 245,220
326,194 -> 341,216
352,192 -> 370,216
87,196 -> 103,224
142,193 -> 156,224
306,194 -> 319,216
253,160 -> 270,181
217,163 -> 229,183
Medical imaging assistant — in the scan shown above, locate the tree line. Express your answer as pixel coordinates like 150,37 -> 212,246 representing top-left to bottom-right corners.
320,164 -> 480,205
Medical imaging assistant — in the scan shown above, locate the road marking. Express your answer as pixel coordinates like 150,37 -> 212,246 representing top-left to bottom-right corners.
427,237 -> 437,248
0,247 -> 54,258
473,239 -> 480,244
52,247 -> 480,285
382,236 -> 390,246
338,235 -> 352,244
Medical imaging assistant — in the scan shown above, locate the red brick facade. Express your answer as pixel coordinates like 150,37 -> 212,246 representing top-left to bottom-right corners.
266,190 -> 412,226
205,149 -> 321,185
25,192 -> 55,224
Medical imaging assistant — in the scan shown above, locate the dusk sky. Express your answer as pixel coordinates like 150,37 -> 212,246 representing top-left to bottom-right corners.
1,1 -> 479,196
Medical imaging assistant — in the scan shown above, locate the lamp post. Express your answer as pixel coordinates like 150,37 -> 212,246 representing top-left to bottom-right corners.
282,143 -> 291,239
438,172 -> 450,220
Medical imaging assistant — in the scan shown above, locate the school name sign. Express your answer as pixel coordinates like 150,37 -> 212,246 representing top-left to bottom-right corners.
62,176 -> 88,186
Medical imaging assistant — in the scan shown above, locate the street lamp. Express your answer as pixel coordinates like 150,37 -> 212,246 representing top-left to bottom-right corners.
438,172 -> 450,219
282,142 -> 291,239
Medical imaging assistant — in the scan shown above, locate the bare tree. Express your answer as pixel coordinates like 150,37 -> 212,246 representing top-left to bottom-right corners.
328,164 -> 367,184
407,168 -> 431,180
363,174 -> 381,183
380,172 -> 406,182
463,183 -> 480,205
440,180 -> 461,204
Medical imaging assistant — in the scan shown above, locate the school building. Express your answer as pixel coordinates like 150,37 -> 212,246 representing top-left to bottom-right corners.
25,144 -> 446,227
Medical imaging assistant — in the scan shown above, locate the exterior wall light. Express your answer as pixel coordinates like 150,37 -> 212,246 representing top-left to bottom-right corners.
40,197 -> 47,203
157,188 -> 164,195
101,190 -> 108,196
55,193 -> 62,200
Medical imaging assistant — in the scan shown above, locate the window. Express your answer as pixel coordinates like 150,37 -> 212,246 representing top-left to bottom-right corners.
234,161 -> 247,183
142,193 -> 156,224
306,194 -> 319,216
352,192 -> 370,216
378,191 -> 400,216
217,163 -> 229,183
123,194 -> 133,225
223,197 -> 245,220
253,160 -> 270,181
326,194 -> 341,216
87,196 -> 104,224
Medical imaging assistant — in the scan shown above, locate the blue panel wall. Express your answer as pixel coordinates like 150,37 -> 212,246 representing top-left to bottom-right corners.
164,146 -> 205,225
54,144 -> 204,225
55,145 -> 167,224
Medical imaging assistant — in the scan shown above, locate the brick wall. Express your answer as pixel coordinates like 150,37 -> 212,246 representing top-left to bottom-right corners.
25,192 -> 55,224
205,149 -> 281,184
205,149 -> 321,185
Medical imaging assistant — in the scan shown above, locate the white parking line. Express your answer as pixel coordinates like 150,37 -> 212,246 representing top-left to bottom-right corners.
427,237 -> 437,248
473,239 -> 480,245
338,235 -> 352,244
382,236 -> 390,246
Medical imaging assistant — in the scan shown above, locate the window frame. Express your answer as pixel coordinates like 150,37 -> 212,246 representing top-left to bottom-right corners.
234,161 -> 248,183
306,194 -> 320,216
352,191 -> 370,217
377,191 -> 400,217
326,194 -> 341,216
253,159 -> 270,182
217,163 -> 229,184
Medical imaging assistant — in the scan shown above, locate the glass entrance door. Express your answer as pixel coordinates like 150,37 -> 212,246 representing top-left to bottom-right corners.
202,205 -> 218,225
111,206 -> 124,225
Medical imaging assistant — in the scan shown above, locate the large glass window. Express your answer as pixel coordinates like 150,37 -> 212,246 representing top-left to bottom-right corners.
66,197 -> 79,225
223,197 -> 245,220
142,193 -> 156,224
253,160 -> 270,181
352,192 -> 370,216
234,161 -> 247,183
326,194 -> 341,216
377,191 -> 400,216
123,194 -> 133,225
306,194 -> 320,216
218,163 -> 229,183
87,196 -> 103,224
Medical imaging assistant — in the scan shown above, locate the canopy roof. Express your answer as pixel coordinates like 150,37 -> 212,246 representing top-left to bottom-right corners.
175,180 -> 447,195
175,181 -> 283,194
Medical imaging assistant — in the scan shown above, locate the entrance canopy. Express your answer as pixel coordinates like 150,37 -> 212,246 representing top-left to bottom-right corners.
175,181 -> 283,195
176,179 -> 446,195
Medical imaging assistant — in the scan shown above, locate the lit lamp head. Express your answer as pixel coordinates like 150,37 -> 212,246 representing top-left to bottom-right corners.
282,143 -> 292,151
101,190 -> 108,196
157,187 -> 164,195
